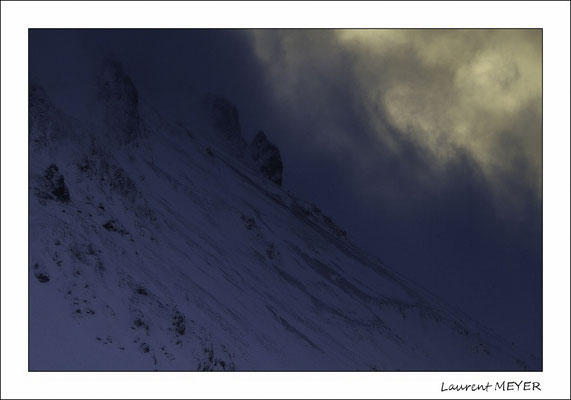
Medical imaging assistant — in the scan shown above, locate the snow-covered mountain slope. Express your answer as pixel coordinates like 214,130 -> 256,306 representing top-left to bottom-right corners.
29,61 -> 536,371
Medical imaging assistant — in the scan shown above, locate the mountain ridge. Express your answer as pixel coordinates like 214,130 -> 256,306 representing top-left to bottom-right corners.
28,64 -> 537,371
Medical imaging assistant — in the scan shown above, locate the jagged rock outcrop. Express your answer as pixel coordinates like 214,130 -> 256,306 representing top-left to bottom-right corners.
290,199 -> 347,239
202,94 -> 247,155
29,84 -> 73,149
34,164 -> 71,204
208,95 -> 241,138
250,131 -> 283,186
96,59 -> 141,144
29,84 -> 51,148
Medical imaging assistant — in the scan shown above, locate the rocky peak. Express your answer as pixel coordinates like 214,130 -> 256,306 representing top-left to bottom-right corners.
250,131 -> 283,186
202,94 -> 247,156
29,84 -> 73,149
97,59 -> 139,106
96,58 -> 141,144
209,96 -> 241,137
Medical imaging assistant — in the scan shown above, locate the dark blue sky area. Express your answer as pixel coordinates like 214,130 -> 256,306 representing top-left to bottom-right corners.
29,29 -> 542,360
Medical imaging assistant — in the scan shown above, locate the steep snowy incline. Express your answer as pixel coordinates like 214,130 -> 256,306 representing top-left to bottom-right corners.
29,64 -> 536,371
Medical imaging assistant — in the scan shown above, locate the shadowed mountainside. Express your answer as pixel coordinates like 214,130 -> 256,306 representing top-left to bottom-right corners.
28,60 -> 538,371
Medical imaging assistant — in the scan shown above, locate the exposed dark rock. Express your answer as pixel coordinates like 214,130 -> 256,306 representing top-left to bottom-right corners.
196,345 -> 235,371
80,147 -> 141,206
250,131 -> 283,186
29,84 -> 73,149
202,94 -> 247,154
291,200 -> 347,239
102,219 -> 129,235
208,95 -> 241,138
96,336 -> 113,344
321,214 -> 347,239
136,285 -> 148,296
171,310 -> 186,336
35,164 -> 70,204
109,166 -> 137,200
34,272 -> 50,283
29,84 -> 50,149
97,58 -> 141,144
133,317 -> 149,333
240,214 -> 256,230
102,221 -> 117,232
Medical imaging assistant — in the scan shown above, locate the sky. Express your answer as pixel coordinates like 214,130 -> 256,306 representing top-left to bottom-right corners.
29,29 -> 542,359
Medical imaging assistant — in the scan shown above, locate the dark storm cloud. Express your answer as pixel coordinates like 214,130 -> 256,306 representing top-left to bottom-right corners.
29,29 -> 541,358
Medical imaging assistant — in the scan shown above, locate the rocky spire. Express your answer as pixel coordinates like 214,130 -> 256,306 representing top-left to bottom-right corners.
250,131 -> 283,186
96,58 -> 141,144
202,94 -> 247,156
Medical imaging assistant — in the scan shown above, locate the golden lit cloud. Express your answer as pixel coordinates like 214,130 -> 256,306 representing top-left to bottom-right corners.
336,30 -> 541,191
251,30 -> 542,212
